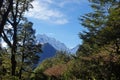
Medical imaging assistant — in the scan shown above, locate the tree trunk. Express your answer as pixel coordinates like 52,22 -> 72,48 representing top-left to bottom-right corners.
11,54 -> 16,76
19,52 -> 24,79
0,0 -> 13,34
11,24 -> 17,76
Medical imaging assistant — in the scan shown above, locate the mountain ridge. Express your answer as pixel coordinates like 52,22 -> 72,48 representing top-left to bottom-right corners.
36,34 -> 69,52
36,34 -> 79,62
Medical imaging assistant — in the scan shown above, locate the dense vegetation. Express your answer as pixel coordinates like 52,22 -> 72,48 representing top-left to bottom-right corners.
32,0 -> 120,80
0,0 -> 41,79
0,0 -> 120,80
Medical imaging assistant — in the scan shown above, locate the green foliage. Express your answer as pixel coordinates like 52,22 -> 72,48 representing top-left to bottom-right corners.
78,0 -> 120,56
63,59 -> 81,80
76,0 -> 120,79
0,0 -> 35,77
0,0 -> 120,79
32,51 -> 71,79
16,21 -> 42,79
0,21 -> 42,79
31,0 -> 120,79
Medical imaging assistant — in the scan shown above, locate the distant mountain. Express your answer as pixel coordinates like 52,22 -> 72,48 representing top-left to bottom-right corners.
36,34 -> 69,63
36,34 -> 68,51
69,45 -> 79,54
36,34 -> 79,63
39,43 -> 57,62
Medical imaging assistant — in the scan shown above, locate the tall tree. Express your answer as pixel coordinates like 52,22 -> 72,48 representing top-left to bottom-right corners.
78,0 -> 120,55
0,0 -> 33,76
77,1 -> 120,79
0,0 -> 13,34
17,21 -> 42,79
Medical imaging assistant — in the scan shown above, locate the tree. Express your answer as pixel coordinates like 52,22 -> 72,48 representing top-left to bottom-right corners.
76,0 -> 120,79
17,21 -> 42,79
98,5 -> 120,54
0,0 -> 33,76
0,0 -> 13,34
32,51 -> 71,80
78,0 -> 120,55
0,48 -> 12,79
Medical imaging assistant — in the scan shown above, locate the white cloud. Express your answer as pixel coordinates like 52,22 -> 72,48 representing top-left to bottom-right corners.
25,0 -> 68,25
55,0 -> 88,7
53,19 -> 68,24
25,0 -> 88,25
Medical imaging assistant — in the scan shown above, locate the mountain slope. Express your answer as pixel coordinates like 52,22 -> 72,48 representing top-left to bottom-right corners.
39,43 -> 57,62
36,34 -> 68,51
69,45 -> 79,54
36,34 -> 79,63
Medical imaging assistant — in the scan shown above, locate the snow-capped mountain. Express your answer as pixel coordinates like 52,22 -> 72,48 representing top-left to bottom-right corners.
36,34 -> 79,63
69,45 -> 79,54
36,34 -> 68,51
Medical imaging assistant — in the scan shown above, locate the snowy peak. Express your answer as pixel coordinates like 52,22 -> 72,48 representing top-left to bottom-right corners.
35,34 -> 79,64
36,34 -> 68,51
36,34 -> 79,54
69,45 -> 79,54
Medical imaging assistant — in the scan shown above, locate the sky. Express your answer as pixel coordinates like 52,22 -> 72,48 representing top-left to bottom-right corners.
25,0 -> 92,48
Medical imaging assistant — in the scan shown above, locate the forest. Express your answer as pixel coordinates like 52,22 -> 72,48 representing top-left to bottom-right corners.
0,0 -> 120,80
